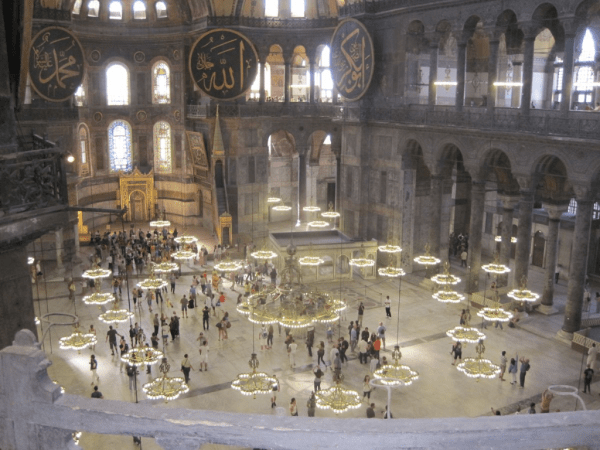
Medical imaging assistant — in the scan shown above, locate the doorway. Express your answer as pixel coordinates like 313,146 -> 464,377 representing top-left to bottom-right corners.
531,231 -> 545,267
327,182 -> 336,208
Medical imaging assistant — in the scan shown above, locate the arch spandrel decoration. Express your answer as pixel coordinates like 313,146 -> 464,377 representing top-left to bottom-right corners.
330,18 -> 374,101
117,168 -> 157,222
189,29 -> 259,100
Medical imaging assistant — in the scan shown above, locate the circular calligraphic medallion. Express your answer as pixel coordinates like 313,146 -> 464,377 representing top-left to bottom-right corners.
330,19 -> 375,101
29,27 -> 85,102
189,29 -> 259,100
134,51 -> 145,63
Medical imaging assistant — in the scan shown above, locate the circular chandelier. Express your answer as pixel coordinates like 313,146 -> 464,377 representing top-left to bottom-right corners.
432,284 -> 465,303
456,340 -> 500,379
82,265 -> 112,279
149,220 -> 171,228
446,326 -> 486,344
172,250 -> 195,260
378,266 -> 405,277
28,256 -> 35,265
495,236 -> 517,243
414,244 -> 441,266
349,258 -> 375,267
373,346 -> 419,386
507,276 -> 539,303
303,206 -> 321,212
308,220 -> 330,228
267,197 -> 282,203
214,260 -> 243,272
477,307 -> 513,322
431,261 -> 461,286
251,249 -> 277,260
137,273 -> 168,290
142,358 -> 189,402
59,326 -> 97,351
321,211 -> 340,218
231,353 -> 277,398
121,345 -> 164,367
315,377 -> 361,414
378,244 -> 402,253
482,254 -> 510,274
272,205 -> 292,211
298,256 -> 324,266
153,261 -> 179,273
99,304 -> 134,324
174,235 -> 198,245
82,289 -> 115,306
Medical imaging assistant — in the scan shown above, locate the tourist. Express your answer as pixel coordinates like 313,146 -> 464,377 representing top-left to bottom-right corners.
450,341 -> 462,365
583,365 -> 594,394
366,403 -> 376,418
357,302 -> 364,327
181,354 -> 193,383
528,402 -> 536,414
358,338 -> 369,364
313,366 -> 323,391
91,386 -> 103,399
198,340 -> 209,371
288,339 -> 298,368
508,357 -> 518,385
180,294 -> 189,318
377,322 -> 386,350
119,337 -> 129,373
306,392 -> 316,417
519,357 -> 531,388
89,355 -> 99,385
271,375 -> 280,408
88,324 -> 96,351
290,398 -> 298,416
105,325 -> 121,356
384,296 -> 391,318
363,375 -> 372,400
540,389 -> 554,413
587,343 -> 598,370
499,350 -> 507,381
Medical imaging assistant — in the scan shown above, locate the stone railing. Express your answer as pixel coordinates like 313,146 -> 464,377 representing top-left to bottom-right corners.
187,102 -> 338,119
207,16 -> 337,29
2,329 -> 600,450
0,144 -> 68,215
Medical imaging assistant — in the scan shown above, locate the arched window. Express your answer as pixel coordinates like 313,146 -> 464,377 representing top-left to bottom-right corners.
152,61 -> 171,104
106,63 -> 130,105
108,120 -> 132,172
133,0 -> 146,19
155,1 -> 167,18
248,62 -> 271,101
316,46 -> 333,102
291,0 -> 305,17
72,0 -> 82,14
291,46 -> 309,102
573,29 -> 596,108
79,125 -> 90,176
154,121 -> 172,173
109,1 -> 123,19
265,0 -> 278,17
74,84 -> 85,106
87,0 -> 100,17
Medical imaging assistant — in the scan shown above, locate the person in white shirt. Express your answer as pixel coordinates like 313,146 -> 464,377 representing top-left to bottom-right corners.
288,339 -> 298,368
384,296 -> 392,318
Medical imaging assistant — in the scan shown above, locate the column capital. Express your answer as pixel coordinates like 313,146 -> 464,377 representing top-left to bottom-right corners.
518,22 -> 538,40
543,201 -> 569,220
515,175 -> 535,192
573,184 -> 594,202
499,194 -> 519,210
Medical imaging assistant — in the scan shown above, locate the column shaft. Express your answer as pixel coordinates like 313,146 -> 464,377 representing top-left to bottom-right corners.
520,37 -> 535,113
55,229 -> 64,269
487,39 -> 499,112
541,218 -> 560,307
259,61 -> 266,104
562,200 -> 593,334
428,44 -> 438,107
298,153 -> 307,223
429,175 -> 443,260
514,191 -> 534,285
455,44 -> 467,111
284,62 -> 291,104
466,181 -> 486,293
309,62 -> 316,103
560,35 -> 575,113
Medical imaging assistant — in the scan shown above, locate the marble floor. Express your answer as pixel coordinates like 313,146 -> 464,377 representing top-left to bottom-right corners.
30,223 -> 600,449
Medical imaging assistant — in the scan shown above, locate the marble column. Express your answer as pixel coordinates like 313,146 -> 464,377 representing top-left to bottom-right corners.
498,196 -> 518,286
309,61 -> 316,103
429,175 -> 443,261
455,43 -> 467,111
335,155 -> 341,211
520,36 -> 535,113
486,38 -> 499,112
0,247 -> 37,349
55,228 -> 64,270
560,34 -> 576,114
259,60 -> 266,104
428,43 -> 438,108
560,199 -> 593,338
539,203 -> 567,314
514,190 -> 534,286
401,169 -> 416,273
466,181 -> 486,294
73,223 -> 80,256
298,153 -> 307,223
284,62 -> 291,104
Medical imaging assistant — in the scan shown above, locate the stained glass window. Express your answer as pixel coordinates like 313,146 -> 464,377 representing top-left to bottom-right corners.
155,1 -> 167,18
291,0 -> 305,17
133,0 -> 146,19
88,0 -> 99,17
74,84 -> 85,106
265,0 -> 278,17
79,125 -> 90,176
152,61 -> 170,104
153,121 -> 172,173
106,63 -> 129,105
72,0 -> 82,14
108,120 -> 132,173
109,1 -> 123,19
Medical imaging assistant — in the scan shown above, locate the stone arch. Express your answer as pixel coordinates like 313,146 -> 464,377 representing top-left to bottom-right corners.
530,3 -> 562,40
479,148 -> 519,195
434,143 -> 467,178
531,154 -> 573,203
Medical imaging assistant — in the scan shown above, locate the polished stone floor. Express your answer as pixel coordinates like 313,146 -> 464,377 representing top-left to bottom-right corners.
30,223 -> 600,449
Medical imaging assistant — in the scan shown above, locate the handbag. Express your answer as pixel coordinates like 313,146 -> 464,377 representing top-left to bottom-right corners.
226,321 -> 231,329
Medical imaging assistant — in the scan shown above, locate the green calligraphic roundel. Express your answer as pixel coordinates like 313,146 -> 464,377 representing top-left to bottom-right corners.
330,19 -> 375,101
28,27 -> 85,102
189,29 -> 259,101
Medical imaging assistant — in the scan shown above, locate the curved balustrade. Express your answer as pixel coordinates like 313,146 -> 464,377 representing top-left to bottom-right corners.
0,330 -> 599,450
